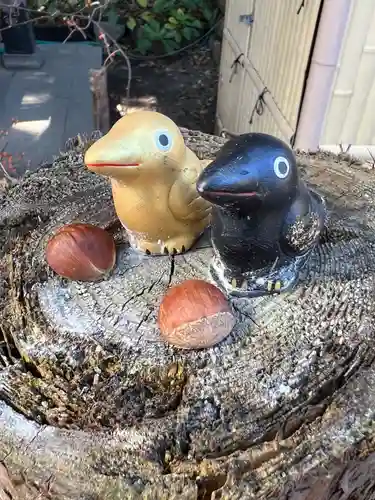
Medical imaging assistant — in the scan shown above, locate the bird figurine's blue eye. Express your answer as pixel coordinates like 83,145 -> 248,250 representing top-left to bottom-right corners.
155,130 -> 172,152
273,156 -> 290,179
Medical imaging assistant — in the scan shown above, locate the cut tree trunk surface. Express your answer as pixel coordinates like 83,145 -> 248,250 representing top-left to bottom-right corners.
1,129 -> 375,499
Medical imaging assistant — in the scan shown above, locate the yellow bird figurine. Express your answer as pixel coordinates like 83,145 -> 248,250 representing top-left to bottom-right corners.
84,110 -> 212,255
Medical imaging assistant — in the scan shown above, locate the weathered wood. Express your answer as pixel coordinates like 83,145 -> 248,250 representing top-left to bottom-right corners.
1,130 -> 375,499
209,36 -> 222,67
89,68 -> 110,135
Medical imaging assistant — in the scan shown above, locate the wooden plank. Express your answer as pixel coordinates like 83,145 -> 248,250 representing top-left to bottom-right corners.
89,67 -> 110,135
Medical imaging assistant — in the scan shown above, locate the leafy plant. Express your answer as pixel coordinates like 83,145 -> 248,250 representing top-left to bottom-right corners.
23,0 -> 218,53
126,0 -> 218,55
101,6 -> 121,25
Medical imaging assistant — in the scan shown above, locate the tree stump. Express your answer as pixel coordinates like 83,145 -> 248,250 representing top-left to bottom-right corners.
1,129 -> 375,499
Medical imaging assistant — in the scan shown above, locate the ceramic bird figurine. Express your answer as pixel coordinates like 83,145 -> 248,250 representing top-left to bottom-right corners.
84,111 -> 211,255
196,133 -> 327,297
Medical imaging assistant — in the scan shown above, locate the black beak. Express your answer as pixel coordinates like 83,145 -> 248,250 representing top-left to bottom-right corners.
196,159 -> 262,206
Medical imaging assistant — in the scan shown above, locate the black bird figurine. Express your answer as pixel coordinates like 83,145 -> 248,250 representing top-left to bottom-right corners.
196,133 -> 327,297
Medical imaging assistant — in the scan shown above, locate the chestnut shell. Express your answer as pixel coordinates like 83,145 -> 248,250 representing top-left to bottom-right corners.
158,279 -> 235,349
45,223 -> 116,281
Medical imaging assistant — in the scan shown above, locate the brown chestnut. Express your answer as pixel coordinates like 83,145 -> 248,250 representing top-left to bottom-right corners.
45,223 -> 116,281
158,279 -> 235,349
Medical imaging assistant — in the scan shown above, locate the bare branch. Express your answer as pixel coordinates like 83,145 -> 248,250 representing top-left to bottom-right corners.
0,160 -> 19,185
0,0 -> 132,101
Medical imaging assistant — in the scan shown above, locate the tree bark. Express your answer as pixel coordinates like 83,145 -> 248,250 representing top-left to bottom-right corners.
1,129 -> 375,499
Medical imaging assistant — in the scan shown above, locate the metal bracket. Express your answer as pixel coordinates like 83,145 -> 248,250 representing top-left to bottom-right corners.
239,14 -> 254,25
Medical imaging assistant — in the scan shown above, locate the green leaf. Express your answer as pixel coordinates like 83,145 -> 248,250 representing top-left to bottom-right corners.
162,38 -> 178,53
136,0 -> 148,8
153,0 -> 166,13
105,8 -> 119,26
184,27 -> 200,40
165,22 -> 176,30
140,11 -> 154,22
143,24 -> 158,38
174,30 -> 182,43
191,19 -> 202,29
148,18 -> 161,32
126,16 -> 137,30
136,37 -> 152,54
168,16 -> 178,25
202,6 -> 213,21
175,8 -> 185,20
182,26 -> 193,40
183,13 -> 195,22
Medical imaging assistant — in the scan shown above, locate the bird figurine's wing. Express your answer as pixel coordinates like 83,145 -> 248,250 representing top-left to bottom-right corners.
168,152 -> 212,223
280,190 -> 326,256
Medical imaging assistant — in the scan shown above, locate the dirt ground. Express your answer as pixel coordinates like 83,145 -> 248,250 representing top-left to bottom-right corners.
106,44 -> 219,133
